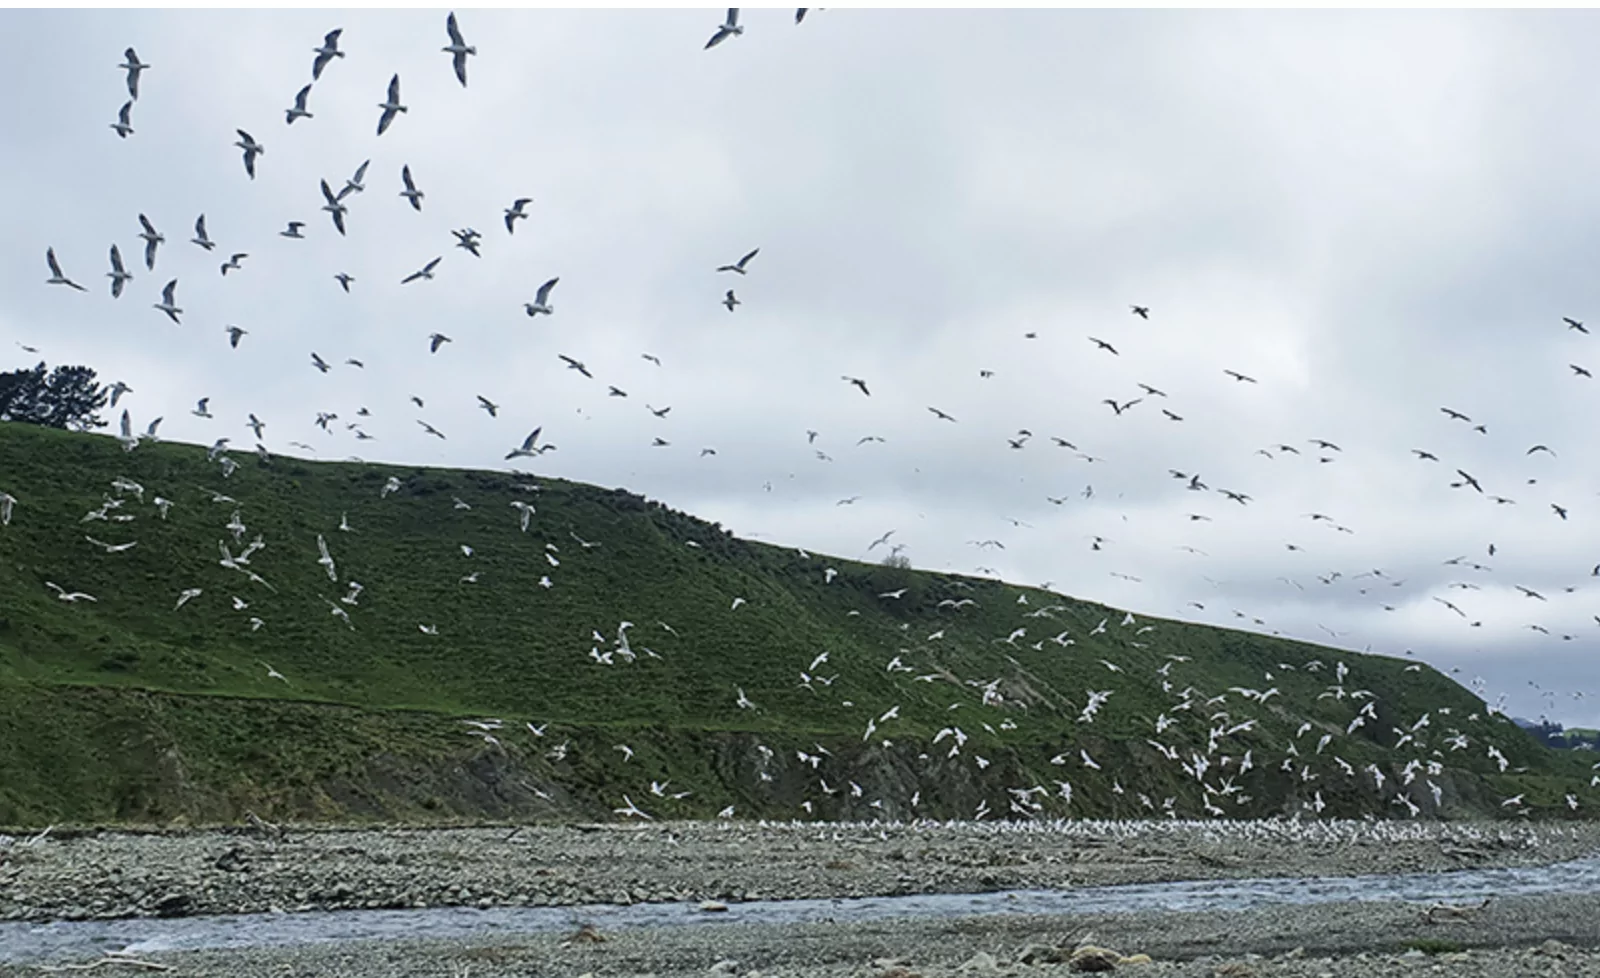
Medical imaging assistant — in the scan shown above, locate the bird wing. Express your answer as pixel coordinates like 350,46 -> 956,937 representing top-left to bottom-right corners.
401,164 -> 415,191
109,244 -> 124,273
424,257 -> 441,273
294,83 -> 311,109
387,73 -> 401,102
162,280 -> 176,304
453,51 -> 469,86
46,247 -> 63,277
118,101 -> 132,124
447,11 -> 466,46
706,28 -> 730,48
321,179 -> 339,206
737,247 -> 759,268
727,7 -> 740,26
536,277 -> 558,303
120,410 -> 131,438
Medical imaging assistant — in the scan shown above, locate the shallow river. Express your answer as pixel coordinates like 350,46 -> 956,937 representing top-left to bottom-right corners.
4,854 -> 1598,964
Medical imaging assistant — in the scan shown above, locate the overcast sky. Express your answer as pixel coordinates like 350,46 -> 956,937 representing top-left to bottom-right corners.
5,8 -> 1600,729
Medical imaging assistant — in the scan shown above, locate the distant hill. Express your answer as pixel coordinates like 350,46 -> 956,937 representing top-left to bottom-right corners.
0,421 -> 1594,827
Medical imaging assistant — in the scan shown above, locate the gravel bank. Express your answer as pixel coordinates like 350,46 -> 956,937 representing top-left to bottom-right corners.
8,893 -> 1600,978
2,819 -> 1597,922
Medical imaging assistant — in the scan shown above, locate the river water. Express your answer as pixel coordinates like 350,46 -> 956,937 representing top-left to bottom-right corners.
4,854 -> 1598,964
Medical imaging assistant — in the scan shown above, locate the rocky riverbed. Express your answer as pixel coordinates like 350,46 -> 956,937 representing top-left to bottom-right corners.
2,818 -> 1598,922
6,892 -> 1600,978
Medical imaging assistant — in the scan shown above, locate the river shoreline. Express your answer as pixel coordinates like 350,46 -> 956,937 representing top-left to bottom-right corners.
4,819 -> 1599,923
5,821 -> 1600,976
6,894 -> 1600,977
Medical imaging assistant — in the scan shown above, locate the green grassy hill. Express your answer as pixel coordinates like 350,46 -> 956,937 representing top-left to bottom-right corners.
0,421 -> 1593,827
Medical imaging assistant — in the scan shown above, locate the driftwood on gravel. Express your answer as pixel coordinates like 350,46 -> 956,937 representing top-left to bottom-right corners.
38,953 -> 176,973
1420,895 -> 1493,923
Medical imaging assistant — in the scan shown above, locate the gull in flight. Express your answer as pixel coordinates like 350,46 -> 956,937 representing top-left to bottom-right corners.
334,273 -> 354,292
400,164 -> 425,211
717,247 -> 759,274
189,214 -> 216,251
45,248 -> 86,291
311,352 -> 331,373
1224,369 -> 1258,383
524,277 -> 559,316
153,279 -> 182,323
280,222 -> 306,239
320,180 -> 349,235
84,535 -> 137,554
504,198 -> 532,233
428,332 -> 452,353
928,407 -> 957,422
110,100 -> 134,138
234,130 -> 264,179
175,588 -> 203,610
220,253 -> 247,275
377,74 -> 407,135
192,397 -> 212,418
121,47 -> 150,99
312,28 -> 344,80
443,12 -> 476,87
402,257 -> 442,284
476,395 -> 499,417
0,491 -> 14,526
452,228 -> 483,256
842,376 -> 870,396
558,354 -> 592,378
1131,305 -> 1150,319
285,83 -> 314,124
114,410 -> 140,451
723,289 -> 740,311
614,795 -> 651,820
316,534 -> 337,581
340,159 -> 370,198
705,8 -> 743,48
47,582 -> 97,603
505,427 -> 543,460
418,420 -> 446,439
137,213 -> 164,269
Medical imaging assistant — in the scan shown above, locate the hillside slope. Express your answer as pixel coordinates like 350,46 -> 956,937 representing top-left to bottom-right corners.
0,422 -> 1593,827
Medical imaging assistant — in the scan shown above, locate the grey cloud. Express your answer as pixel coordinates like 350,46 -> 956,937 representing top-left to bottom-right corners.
6,9 -> 1600,729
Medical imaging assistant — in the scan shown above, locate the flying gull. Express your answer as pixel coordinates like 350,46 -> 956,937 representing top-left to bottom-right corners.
443,12 -> 476,87
377,74 -> 407,135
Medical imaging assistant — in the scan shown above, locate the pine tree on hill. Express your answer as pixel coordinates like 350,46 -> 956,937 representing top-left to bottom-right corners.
0,362 -> 108,432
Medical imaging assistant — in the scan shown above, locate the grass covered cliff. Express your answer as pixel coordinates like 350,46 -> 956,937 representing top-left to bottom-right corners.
0,421 -> 1593,827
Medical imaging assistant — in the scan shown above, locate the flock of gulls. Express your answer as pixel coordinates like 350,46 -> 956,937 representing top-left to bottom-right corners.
13,10 -> 1600,823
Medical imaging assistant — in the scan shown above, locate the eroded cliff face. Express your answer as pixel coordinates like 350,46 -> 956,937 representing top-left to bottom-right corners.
1,684 -> 1577,829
